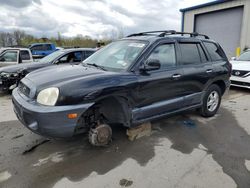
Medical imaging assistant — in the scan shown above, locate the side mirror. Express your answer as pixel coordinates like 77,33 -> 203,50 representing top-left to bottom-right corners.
140,59 -> 161,72
231,57 -> 236,61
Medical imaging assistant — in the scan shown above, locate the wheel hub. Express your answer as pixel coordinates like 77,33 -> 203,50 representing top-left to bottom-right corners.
207,91 -> 219,112
88,123 -> 112,146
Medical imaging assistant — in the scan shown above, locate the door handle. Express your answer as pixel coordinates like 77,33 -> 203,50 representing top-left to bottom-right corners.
172,74 -> 181,79
206,69 -> 213,73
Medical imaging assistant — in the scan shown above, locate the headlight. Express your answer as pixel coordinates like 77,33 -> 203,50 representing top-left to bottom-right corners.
0,72 -> 19,78
37,87 -> 59,106
0,72 -> 11,78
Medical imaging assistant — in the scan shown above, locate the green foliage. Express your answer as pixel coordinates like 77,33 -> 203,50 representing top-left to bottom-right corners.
0,30 -> 112,48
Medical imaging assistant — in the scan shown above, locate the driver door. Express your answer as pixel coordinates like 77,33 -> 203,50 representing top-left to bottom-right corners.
0,50 -> 19,67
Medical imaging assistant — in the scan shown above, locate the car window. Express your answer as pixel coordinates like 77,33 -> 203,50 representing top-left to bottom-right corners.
30,44 -> 52,51
237,50 -> 250,61
0,51 -> 18,62
84,50 -> 95,59
44,44 -> 52,50
197,44 -> 208,63
58,51 -> 82,63
30,45 -> 43,51
20,50 -> 31,60
179,43 -> 201,65
147,43 -> 176,69
203,42 -> 224,61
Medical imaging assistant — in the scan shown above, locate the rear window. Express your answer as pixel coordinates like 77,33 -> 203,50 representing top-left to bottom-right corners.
203,42 -> 225,61
179,43 -> 201,65
20,50 -> 30,60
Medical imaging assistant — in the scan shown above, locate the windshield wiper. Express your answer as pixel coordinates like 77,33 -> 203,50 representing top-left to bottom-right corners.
86,63 -> 106,71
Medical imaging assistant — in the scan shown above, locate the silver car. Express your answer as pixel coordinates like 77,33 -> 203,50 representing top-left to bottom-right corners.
0,48 -> 33,67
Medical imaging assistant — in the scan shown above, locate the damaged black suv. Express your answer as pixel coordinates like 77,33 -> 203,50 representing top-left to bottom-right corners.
12,30 -> 231,146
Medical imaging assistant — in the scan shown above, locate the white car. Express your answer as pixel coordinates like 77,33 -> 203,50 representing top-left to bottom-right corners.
0,48 -> 33,67
230,50 -> 250,89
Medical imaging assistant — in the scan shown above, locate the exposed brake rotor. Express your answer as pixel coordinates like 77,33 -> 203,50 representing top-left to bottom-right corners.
88,123 -> 112,146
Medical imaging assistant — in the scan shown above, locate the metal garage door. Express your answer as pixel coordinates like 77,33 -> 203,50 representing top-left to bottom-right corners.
195,6 -> 243,58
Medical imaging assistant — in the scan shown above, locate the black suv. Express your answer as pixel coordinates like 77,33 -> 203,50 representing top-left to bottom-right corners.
12,30 -> 231,145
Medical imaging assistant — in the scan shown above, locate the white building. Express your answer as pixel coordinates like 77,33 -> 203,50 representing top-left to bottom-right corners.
180,0 -> 250,58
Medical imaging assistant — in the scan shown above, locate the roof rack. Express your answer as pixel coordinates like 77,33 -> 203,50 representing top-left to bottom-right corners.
127,30 -> 209,39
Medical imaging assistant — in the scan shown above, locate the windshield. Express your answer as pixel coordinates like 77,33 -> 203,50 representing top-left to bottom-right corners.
38,50 -> 65,63
83,40 -> 147,71
237,51 -> 250,61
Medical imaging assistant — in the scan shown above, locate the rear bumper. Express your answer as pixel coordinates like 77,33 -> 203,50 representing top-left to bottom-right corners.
12,88 -> 94,138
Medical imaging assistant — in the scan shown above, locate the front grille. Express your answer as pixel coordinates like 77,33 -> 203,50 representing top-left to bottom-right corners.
18,82 -> 31,97
232,70 -> 250,77
231,80 -> 250,87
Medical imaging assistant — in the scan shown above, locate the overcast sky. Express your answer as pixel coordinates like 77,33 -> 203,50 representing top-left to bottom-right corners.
0,0 -> 212,39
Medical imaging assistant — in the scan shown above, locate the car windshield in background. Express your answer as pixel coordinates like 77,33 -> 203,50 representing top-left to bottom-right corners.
38,50 -> 65,63
83,40 -> 147,71
237,50 -> 250,61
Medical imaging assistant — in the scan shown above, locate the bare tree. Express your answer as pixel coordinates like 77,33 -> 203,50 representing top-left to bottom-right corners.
13,30 -> 25,46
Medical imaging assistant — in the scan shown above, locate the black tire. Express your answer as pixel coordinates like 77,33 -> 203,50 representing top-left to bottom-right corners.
199,84 -> 222,117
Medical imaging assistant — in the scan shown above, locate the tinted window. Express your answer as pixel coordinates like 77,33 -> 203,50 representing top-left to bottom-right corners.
203,42 -> 224,61
84,51 -> 94,59
147,43 -> 176,69
20,50 -> 30,60
30,45 -> 43,51
31,44 -> 52,51
179,43 -> 201,65
197,44 -> 207,63
44,44 -> 52,50
0,51 -> 18,62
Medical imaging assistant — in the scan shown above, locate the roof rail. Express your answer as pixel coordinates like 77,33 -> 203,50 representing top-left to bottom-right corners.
127,30 -> 209,39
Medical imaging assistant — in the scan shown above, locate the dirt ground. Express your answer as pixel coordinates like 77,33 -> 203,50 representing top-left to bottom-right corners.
0,87 -> 250,188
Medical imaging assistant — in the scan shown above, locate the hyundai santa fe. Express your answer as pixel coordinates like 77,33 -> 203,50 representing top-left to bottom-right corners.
12,30 -> 231,146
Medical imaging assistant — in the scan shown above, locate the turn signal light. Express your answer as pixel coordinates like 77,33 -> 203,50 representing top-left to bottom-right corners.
68,113 -> 78,119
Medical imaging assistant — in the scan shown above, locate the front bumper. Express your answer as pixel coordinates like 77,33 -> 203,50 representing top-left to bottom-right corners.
0,78 -> 17,91
12,88 -> 94,138
230,75 -> 250,89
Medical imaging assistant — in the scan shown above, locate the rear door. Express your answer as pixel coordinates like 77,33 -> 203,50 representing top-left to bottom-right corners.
177,40 -> 213,108
203,41 -> 229,80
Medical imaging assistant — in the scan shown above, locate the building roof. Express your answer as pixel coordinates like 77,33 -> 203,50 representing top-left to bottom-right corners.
180,0 -> 234,12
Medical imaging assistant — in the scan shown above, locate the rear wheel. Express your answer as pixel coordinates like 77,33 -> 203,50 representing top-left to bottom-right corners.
199,84 -> 221,117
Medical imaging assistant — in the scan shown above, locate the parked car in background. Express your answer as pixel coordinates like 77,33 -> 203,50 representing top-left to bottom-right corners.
12,30 -> 231,146
230,49 -> 250,89
0,48 -> 33,67
29,43 -> 57,59
0,48 -> 96,92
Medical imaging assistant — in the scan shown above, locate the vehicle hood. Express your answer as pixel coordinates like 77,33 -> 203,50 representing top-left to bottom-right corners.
0,62 -> 47,73
230,60 -> 250,71
25,64 -> 107,87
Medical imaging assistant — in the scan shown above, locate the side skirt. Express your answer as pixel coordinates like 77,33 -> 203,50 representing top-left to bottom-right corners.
131,103 -> 202,126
